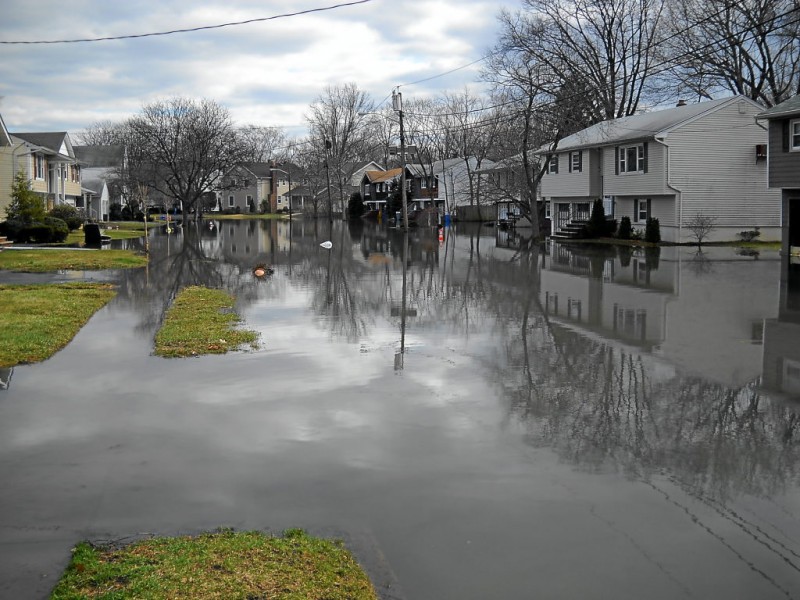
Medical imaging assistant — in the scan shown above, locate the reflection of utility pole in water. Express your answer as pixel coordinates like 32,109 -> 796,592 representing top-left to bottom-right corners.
395,231 -> 409,371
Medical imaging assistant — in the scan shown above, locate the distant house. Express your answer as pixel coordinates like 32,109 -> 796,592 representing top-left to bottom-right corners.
269,162 -> 304,213
757,95 -> 800,256
538,96 -> 781,242
361,168 -> 403,212
340,160 -> 384,195
217,163 -> 272,213
433,157 -> 496,215
74,145 -> 126,221
9,131 -> 82,210
360,165 -> 442,215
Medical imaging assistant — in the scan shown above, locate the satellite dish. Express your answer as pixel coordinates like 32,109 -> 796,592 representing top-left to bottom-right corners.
320,241 -> 333,249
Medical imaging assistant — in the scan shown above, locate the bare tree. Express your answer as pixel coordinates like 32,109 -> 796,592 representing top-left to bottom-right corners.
124,97 -> 248,216
666,0 -> 800,107
306,83 -> 374,219
238,125 -> 288,163
687,213 -> 717,246
74,120 -> 127,146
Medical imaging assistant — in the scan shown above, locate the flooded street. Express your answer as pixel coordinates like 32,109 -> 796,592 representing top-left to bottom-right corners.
2,219 -> 800,599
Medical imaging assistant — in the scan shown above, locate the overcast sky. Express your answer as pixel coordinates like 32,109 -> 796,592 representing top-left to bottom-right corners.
0,0 -> 524,138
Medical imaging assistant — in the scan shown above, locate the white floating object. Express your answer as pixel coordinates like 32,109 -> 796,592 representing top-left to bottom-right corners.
320,241 -> 333,249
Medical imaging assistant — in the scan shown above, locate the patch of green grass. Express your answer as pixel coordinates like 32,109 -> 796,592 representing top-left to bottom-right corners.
0,249 -> 148,272
0,283 -> 117,367
155,286 -> 259,357
63,228 -> 146,245
50,529 -> 378,600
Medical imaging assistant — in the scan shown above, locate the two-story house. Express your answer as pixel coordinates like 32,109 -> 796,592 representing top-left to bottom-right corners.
757,95 -> 800,257
361,168 -> 403,212
539,96 -> 781,243
74,145 -> 126,221
218,163 -> 273,213
11,132 -> 82,210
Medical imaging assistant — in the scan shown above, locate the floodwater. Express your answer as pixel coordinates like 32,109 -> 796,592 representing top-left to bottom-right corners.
2,219 -> 800,599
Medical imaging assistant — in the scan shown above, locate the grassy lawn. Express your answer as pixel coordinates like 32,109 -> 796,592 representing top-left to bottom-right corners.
0,283 -> 117,367
0,249 -> 148,272
64,228 -> 146,245
50,529 -> 377,600
155,286 -> 259,357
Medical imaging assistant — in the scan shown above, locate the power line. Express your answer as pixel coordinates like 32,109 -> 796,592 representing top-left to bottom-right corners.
0,0 -> 376,44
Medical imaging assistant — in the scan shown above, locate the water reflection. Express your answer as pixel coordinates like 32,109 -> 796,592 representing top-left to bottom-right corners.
103,222 -> 800,502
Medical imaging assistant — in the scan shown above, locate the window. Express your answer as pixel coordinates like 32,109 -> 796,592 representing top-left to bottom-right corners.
246,195 -> 253,206
603,196 -> 614,217
545,202 -> 551,219
421,177 -> 427,189
618,144 -> 646,173
231,178 -> 237,186
34,155 -> 45,179
548,154 -> 559,174
635,198 -> 650,223
569,151 -> 582,173
228,195 -> 234,207
792,119 -> 800,151
243,178 -> 249,187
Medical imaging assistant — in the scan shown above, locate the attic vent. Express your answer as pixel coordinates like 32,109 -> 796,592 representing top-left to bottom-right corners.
756,144 -> 767,160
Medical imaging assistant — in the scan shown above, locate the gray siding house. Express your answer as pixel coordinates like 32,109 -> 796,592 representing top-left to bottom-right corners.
539,96 -> 781,243
757,95 -> 800,256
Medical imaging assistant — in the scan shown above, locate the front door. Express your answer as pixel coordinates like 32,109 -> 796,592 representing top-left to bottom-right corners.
557,203 -> 571,230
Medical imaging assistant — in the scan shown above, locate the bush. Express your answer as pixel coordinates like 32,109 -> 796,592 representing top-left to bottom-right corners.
49,205 -> 83,231
618,216 -> 632,240
738,229 -> 761,242
6,172 -> 46,224
109,203 -> 124,221
348,192 -> 366,219
645,217 -> 661,243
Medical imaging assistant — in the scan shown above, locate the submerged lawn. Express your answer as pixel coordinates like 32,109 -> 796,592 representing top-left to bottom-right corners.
0,249 -> 148,272
155,286 -> 259,357
0,283 -> 117,367
50,529 -> 378,600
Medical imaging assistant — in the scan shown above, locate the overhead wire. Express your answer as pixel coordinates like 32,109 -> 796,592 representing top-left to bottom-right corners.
0,0 -> 375,44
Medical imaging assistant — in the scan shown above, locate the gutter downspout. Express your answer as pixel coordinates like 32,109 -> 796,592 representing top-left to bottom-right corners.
654,135 -> 684,243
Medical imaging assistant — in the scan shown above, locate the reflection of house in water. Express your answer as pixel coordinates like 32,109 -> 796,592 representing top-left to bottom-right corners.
762,259 -> 800,399
541,243 -> 780,387
541,243 -> 676,349
358,224 -> 439,268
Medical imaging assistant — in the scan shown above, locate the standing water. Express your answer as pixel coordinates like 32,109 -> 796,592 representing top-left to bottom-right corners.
1,219 -> 799,599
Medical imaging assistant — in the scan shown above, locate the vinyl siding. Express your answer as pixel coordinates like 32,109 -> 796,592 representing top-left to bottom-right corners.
0,147 -> 13,214
667,98 -> 781,230
603,141 -> 670,197
541,149 -> 600,198
767,119 -> 800,188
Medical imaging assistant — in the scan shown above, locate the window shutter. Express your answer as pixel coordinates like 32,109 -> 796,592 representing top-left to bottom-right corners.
614,147 -> 619,175
578,151 -> 583,172
568,153 -> 572,173
783,121 -> 791,152
647,198 -> 652,220
642,142 -> 649,173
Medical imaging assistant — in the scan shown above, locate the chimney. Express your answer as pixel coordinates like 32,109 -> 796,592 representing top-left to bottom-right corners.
676,99 -> 687,107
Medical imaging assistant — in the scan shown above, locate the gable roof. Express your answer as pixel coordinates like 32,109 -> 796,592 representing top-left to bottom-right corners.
0,113 -> 11,147
757,95 -> 800,120
13,132 -> 72,156
74,145 -> 124,167
541,96 -> 756,153
363,168 -> 402,183
240,162 -> 273,178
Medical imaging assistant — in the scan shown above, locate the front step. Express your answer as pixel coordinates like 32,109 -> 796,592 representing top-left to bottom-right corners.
0,236 -> 12,248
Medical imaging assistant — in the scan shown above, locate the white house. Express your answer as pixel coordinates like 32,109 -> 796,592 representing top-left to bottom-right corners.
538,96 -> 781,243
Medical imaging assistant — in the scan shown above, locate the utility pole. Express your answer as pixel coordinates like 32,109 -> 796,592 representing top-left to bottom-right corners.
393,89 -> 409,230
324,139 -> 333,224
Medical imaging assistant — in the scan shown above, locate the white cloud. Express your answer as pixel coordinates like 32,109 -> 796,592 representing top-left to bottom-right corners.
0,0 -> 524,133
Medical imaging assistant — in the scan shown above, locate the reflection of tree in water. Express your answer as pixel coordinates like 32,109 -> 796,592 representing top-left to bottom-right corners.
686,249 -> 715,276
112,223 -> 268,333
